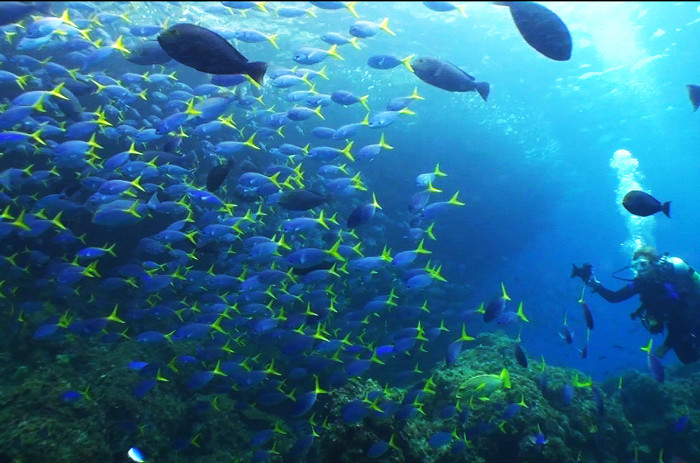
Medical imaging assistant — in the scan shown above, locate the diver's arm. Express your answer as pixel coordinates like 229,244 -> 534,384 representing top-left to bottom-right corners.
587,279 -> 638,303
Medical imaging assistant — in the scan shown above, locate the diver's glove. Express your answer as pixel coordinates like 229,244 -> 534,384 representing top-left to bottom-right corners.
587,275 -> 602,292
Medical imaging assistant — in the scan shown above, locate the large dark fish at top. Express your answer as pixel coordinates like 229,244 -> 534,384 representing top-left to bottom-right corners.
0,2 -> 47,26
411,56 -> 489,101
687,84 -> 700,112
622,190 -> 670,218
157,23 -> 267,85
495,2 -> 572,61
127,41 -> 173,65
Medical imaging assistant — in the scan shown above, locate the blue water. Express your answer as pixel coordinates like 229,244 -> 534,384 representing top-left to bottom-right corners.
242,1 -> 700,380
2,1 -> 700,460
319,1 -> 700,380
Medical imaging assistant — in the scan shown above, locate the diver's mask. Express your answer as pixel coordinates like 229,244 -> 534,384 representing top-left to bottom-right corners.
631,257 -> 653,277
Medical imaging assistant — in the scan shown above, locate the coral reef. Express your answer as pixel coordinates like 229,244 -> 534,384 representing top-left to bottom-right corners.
2,330 -> 699,462
313,333 -> 699,463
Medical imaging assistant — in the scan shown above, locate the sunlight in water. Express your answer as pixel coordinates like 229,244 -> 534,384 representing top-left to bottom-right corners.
572,2 -> 666,99
579,2 -> 642,67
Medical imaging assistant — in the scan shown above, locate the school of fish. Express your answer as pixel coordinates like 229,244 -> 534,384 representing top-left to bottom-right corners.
0,1 -> 682,461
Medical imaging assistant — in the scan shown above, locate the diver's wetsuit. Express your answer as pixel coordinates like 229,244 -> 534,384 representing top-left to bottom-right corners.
590,259 -> 700,364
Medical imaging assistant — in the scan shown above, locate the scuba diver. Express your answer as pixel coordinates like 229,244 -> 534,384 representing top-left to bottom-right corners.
572,246 -> 700,364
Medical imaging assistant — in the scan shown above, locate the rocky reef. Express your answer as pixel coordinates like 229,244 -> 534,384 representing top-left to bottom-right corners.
1,331 -> 698,463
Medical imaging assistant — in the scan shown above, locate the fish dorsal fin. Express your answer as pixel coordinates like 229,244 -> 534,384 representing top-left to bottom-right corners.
457,67 -> 475,81
461,69 -> 475,81
224,38 -> 249,63
445,60 -> 475,81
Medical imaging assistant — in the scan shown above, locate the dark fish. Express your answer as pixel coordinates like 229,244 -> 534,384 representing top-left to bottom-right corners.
483,298 -> 505,323
278,189 -> 328,211
411,56 -> 489,101
560,327 -> 573,344
580,301 -> 594,330
538,372 -> 548,392
366,440 -> 390,458
423,2 -> 465,14
483,283 -> 510,322
291,261 -> 333,277
647,354 -> 664,383
126,41 -> 173,65
163,136 -> 183,153
428,431 -> 452,448
347,204 -> 375,228
292,387 -> 320,417
495,2 -> 572,61
592,386 -> 604,415
206,159 -> 234,192
687,84 -> 700,112
560,313 -> 574,344
579,343 -> 588,359
0,2 -> 40,26
309,1 -> 348,9
673,414 -> 690,433
514,344 -> 528,368
59,77 -> 98,97
502,402 -> 522,420
157,23 -> 267,85
347,194 -> 381,228
562,383 -> 574,405
187,371 -> 215,390
622,190 -> 670,218
534,430 -> 547,446
239,159 -> 262,173
342,400 -> 370,424
408,190 -> 431,214
446,339 -> 462,365
61,390 -> 85,402
133,379 -> 157,398
142,150 -> 183,165
55,87 -> 83,121
641,339 -> 664,382
367,54 -> 413,71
